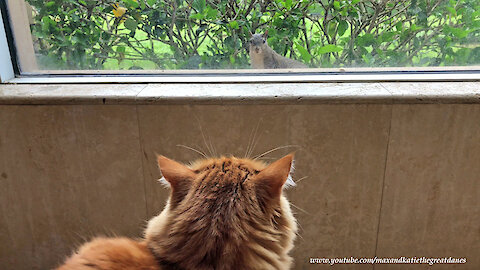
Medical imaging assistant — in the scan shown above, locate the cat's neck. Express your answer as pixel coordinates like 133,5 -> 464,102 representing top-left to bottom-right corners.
145,197 -> 296,270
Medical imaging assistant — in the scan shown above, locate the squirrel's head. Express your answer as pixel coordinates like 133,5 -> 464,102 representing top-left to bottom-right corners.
249,31 -> 268,54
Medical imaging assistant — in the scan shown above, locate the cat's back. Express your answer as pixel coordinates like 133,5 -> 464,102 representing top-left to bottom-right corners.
57,237 -> 160,270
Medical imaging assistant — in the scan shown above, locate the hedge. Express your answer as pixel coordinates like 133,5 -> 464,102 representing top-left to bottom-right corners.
27,0 -> 480,70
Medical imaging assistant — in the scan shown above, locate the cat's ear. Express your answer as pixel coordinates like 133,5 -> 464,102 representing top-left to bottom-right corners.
157,155 -> 195,191
255,153 -> 294,198
263,30 -> 269,39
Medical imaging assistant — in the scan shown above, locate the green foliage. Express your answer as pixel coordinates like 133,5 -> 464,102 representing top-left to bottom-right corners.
27,0 -> 480,69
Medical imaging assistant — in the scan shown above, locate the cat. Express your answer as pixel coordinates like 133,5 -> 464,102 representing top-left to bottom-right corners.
145,154 -> 298,270
57,153 -> 298,270
249,31 -> 308,69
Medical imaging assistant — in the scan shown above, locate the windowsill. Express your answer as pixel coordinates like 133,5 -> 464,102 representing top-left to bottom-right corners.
0,82 -> 479,105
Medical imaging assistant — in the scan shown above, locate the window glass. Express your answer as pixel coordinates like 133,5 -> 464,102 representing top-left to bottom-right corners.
10,0 -> 480,71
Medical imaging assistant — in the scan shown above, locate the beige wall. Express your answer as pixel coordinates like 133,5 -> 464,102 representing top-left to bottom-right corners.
0,104 -> 479,269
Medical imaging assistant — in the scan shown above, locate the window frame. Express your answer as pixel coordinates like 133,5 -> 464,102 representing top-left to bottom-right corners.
0,2 -> 15,83
1,1 -> 480,84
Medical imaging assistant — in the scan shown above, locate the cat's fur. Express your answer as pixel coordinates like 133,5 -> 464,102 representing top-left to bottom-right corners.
249,31 -> 307,69
57,154 -> 297,270
57,237 -> 159,270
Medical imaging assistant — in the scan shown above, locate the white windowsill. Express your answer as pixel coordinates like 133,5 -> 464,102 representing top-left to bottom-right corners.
6,72 -> 480,84
0,82 -> 479,105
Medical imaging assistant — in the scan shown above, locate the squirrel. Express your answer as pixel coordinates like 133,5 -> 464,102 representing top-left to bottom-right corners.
249,31 -> 308,69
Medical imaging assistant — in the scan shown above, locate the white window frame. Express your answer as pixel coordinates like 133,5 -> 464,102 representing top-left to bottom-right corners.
1,1 -> 479,84
0,8 -> 14,83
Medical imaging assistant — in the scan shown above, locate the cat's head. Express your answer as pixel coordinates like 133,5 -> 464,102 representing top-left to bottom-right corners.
249,31 -> 269,54
146,154 -> 297,270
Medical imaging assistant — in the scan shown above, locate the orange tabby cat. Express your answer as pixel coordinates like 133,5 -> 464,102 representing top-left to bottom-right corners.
57,154 -> 297,270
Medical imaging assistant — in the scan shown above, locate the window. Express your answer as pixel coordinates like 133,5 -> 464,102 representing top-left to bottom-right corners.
1,0 -> 480,82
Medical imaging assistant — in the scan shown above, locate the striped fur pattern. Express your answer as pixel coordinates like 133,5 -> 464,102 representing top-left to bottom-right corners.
57,154 -> 297,270
145,155 -> 297,270
57,237 -> 160,270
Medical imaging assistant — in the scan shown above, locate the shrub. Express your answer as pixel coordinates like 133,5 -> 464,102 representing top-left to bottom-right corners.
27,0 -> 480,69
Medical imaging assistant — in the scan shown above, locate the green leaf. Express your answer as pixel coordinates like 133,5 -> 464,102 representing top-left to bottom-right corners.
333,1 -> 340,10
444,26 -> 469,39
380,31 -> 396,43
446,6 -> 457,16
317,44 -> 342,54
410,24 -> 421,31
147,0 -> 156,6
189,13 -> 204,20
193,0 -> 206,12
308,3 -> 323,15
124,18 -> 138,32
296,43 -> 311,62
337,20 -> 348,36
284,0 -> 292,9
355,33 -> 376,47
205,6 -> 218,20
41,16 -> 56,32
395,22 -> 403,31
472,10 -> 480,19
327,22 -> 336,37
122,0 -> 138,8
228,20 -> 239,29
351,0 -> 361,4
116,46 -> 126,53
